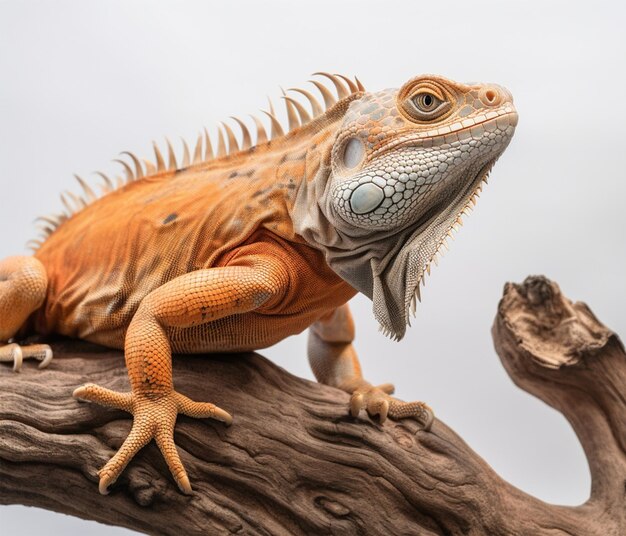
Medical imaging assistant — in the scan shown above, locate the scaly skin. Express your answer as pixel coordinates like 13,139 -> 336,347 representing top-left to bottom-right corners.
0,73 -> 517,494
0,256 -> 52,370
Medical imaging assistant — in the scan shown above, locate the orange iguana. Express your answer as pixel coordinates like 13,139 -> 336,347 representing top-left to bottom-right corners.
0,73 -> 517,494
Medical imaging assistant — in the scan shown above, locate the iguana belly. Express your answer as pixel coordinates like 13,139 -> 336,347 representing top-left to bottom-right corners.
34,227 -> 355,351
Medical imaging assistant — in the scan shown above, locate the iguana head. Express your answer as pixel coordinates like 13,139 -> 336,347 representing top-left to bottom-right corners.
294,74 -> 517,339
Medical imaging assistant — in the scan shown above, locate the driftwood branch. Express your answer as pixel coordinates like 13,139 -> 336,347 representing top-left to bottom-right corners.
0,276 -> 624,535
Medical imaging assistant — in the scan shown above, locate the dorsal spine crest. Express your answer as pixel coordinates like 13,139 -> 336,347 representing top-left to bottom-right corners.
29,72 -> 365,251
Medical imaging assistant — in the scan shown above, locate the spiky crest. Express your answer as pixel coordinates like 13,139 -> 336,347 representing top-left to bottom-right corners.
29,73 -> 365,250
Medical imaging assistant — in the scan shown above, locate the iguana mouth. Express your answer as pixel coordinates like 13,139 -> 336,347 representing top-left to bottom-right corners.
369,110 -> 519,160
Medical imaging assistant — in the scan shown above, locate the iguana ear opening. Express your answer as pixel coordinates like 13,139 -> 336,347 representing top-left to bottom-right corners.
341,137 -> 365,170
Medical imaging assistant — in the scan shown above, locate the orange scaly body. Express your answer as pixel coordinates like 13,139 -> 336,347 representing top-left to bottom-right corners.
1,73 -> 517,494
33,121 -> 355,351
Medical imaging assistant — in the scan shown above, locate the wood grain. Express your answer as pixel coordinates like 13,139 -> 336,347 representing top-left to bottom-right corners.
1,276 -> 624,535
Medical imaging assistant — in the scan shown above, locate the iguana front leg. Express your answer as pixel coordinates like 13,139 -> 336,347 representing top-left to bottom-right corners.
0,256 -> 53,371
308,304 -> 434,429
74,257 -> 289,494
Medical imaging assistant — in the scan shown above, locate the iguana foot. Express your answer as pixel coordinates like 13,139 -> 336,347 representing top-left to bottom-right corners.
73,384 -> 232,494
0,342 -> 53,372
350,383 -> 434,430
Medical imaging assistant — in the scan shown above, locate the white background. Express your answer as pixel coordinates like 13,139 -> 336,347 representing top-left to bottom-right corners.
1,1 -> 625,533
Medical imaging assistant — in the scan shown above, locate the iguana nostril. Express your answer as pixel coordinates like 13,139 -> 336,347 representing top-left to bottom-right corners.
350,183 -> 384,214
480,87 -> 502,107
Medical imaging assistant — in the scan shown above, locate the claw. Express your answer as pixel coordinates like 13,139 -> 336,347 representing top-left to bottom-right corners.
378,399 -> 389,423
419,406 -> 435,431
176,472 -> 193,495
38,347 -> 54,369
0,343 -> 23,371
350,392 -> 364,417
215,408 -> 233,426
11,344 -> 23,372
98,470 -> 113,495
1,342 -> 53,372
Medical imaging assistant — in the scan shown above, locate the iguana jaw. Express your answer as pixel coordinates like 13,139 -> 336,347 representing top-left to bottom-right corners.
363,151 -> 499,340
332,108 -> 516,339
399,157 -> 497,334
336,94 -> 518,338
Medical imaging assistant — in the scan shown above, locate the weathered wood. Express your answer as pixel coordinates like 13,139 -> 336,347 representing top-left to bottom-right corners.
0,275 -> 624,535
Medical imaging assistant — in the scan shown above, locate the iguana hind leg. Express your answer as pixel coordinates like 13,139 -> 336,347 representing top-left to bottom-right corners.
74,258 -> 290,494
308,303 -> 434,430
0,256 -> 52,371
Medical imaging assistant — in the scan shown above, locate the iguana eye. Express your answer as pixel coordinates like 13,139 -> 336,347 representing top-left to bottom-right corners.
398,83 -> 452,123
408,91 -> 449,120
413,92 -> 440,112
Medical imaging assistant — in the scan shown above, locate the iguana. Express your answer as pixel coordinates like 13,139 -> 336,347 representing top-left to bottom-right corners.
0,73 -> 517,495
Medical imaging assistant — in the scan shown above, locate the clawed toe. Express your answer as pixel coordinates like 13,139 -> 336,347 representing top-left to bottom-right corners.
388,399 -> 434,430
175,391 -> 233,425
350,383 -> 434,430
0,342 -> 53,372
350,392 -> 364,417
415,404 -> 434,431
73,384 -> 133,412
98,468 -> 117,495
76,383 -> 231,494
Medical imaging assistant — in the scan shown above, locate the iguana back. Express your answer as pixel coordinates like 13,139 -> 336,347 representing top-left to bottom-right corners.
33,95 -> 359,349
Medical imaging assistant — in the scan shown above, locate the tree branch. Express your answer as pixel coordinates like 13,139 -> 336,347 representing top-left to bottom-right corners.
1,275 -> 624,535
